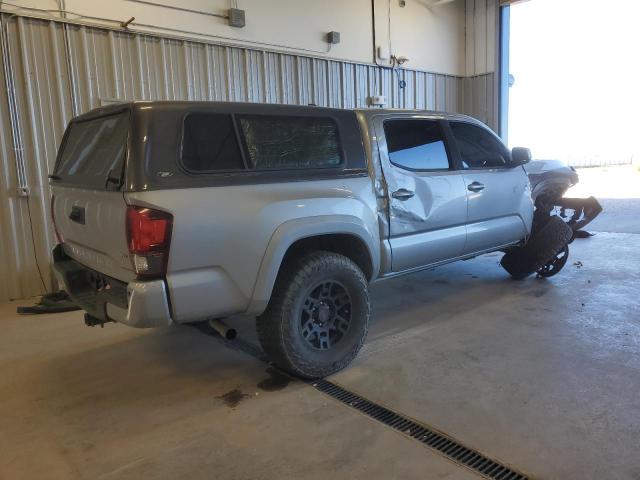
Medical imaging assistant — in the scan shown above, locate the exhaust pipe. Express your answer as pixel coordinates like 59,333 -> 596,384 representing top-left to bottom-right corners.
209,318 -> 237,340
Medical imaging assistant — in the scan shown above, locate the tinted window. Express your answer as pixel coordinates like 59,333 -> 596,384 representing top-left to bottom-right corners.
384,120 -> 450,170
238,115 -> 342,170
182,113 -> 244,172
450,122 -> 509,169
54,111 -> 129,189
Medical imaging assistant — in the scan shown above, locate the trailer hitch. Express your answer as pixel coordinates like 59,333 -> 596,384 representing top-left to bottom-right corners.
84,313 -> 114,328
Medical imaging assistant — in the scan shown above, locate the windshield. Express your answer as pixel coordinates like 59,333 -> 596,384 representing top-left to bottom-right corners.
53,111 -> 129,189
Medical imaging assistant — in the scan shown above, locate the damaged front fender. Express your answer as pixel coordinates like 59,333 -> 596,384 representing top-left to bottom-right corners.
525,160 -> 603,235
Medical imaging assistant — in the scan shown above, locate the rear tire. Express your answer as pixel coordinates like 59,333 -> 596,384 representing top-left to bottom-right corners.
257,251 -> 370,379
501,216 -> 573,280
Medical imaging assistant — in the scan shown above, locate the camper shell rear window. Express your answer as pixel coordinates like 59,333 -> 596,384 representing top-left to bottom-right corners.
53,110 -> 129,189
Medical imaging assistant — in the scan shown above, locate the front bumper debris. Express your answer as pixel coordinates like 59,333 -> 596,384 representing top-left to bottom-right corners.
553,196 -> 603,233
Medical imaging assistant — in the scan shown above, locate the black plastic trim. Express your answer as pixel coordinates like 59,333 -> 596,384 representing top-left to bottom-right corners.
52,245 -> 128,320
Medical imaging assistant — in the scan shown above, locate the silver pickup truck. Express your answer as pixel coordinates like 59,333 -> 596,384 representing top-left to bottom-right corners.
50,101 -> 576,378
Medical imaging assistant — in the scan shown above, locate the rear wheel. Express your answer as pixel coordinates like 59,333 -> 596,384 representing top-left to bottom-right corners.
501,216 -> 573,280
257,251 -> 370,379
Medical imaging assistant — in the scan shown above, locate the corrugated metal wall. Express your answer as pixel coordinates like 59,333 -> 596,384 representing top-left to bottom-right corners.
0,13 -> 496,302
463,73 -> 496,131
464,0 -> 500,135
465,0 -> 499,77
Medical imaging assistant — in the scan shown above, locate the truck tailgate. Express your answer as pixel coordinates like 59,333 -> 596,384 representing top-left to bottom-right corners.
52,186 -> 135,283
49,107 -> 135,283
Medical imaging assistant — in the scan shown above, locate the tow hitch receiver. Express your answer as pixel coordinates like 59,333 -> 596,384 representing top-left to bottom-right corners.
84,313 -> 114,328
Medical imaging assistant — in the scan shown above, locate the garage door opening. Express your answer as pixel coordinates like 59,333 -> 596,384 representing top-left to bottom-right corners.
506,0 -> 640,169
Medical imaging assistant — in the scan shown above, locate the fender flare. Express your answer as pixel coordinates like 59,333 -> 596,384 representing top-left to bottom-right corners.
246,215 -> 380,315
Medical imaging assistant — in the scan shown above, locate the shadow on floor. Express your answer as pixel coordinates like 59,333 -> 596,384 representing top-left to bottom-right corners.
25,247 -> 575,434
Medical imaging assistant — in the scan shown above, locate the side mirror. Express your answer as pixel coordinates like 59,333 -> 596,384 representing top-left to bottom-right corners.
511,147 -> 532,166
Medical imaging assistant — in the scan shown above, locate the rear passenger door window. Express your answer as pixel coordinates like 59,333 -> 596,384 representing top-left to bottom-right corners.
383,120 -> 450,171
449,122 -> 509,169
182,113 -> 245,172
237,115 -> 343,170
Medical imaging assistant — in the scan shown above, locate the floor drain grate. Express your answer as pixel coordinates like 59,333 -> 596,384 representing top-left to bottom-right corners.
313,379 -> 529,480
195,325 -> 529,480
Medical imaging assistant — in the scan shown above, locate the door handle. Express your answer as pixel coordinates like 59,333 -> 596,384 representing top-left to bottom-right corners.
467,181 -> 485,192
391,188 -> 415,200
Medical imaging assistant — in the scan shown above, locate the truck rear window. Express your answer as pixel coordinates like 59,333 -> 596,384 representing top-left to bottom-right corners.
54,111 -> 129,189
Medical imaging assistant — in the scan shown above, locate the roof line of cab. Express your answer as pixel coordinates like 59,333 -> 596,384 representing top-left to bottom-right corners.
71,100 -> 476,124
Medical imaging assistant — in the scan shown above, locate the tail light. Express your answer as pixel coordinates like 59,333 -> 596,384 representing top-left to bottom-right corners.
50,195 -> 63,243
126,206 -> 173,278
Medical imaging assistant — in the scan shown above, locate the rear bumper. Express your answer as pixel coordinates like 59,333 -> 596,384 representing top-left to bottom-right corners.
52,244 -> 172,328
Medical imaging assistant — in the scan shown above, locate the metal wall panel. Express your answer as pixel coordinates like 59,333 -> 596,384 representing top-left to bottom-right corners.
0,49 -> 31,302
462,72 -> 497,132
465,0 -> 499,76
0,13 -> 487,302
0,16 -> 70,301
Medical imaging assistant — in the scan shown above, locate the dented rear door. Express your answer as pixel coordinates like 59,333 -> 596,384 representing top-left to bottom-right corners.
374,115 -> 468,272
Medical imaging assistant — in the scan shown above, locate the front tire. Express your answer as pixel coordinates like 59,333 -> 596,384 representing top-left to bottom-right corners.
501,216 -> 573,280
257,251 -> 370,379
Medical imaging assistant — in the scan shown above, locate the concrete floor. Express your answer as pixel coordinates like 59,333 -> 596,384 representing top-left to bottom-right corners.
0,302 -> 477,480
2,166 -> 639,480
